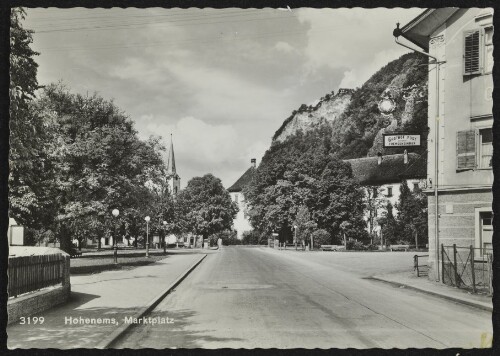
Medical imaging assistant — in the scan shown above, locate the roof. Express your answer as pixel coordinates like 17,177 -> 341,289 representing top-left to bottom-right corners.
344,153 -> 426,186
400,8 -> 459,50
227,167 -> 256,192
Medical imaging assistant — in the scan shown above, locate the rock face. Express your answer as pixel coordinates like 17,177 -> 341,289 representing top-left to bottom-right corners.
272,89 -> 354,143
270,52 -> 428,161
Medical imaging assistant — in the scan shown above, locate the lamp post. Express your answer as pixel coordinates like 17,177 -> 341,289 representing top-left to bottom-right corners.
162,220 -> 167,254
145,216 -> 150,258
112,209 -> 119,264
293,225 -> 298,250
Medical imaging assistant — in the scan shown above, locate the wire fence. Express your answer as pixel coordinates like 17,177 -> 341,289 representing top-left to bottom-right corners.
441,244 -> 493,295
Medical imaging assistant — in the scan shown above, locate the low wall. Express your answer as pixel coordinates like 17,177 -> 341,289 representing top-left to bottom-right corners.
8,254 -> 70,325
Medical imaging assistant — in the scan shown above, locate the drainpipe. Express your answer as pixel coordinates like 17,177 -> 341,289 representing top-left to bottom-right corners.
393,24 -> 443,281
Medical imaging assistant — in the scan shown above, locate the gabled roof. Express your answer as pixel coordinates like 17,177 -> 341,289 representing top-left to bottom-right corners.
227,167 -> 256,192
400,8 -> 460,50
344,153 -> 426,186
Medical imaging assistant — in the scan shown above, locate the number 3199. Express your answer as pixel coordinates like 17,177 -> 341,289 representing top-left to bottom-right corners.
20,317 -> 44,324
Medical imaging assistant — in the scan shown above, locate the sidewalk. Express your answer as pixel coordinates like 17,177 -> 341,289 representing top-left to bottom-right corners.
371,271 -> 493,312
7,252 -> 207,349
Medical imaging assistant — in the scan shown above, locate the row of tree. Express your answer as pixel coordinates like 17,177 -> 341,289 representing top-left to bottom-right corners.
10,9 -> 237,252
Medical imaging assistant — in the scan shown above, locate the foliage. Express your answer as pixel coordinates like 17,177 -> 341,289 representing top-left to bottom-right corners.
331,52 -> 428,159
379,201 -> 398,245
241,230 -> 265,245
176,174 -> 238,239
245,127 -> 365,244
294,205 -> 317,246
10,80 -> 170,251
210,230 -> 239,246
9,8 -> 58,233
395,181 -> 428,246
311,229 -> 330,246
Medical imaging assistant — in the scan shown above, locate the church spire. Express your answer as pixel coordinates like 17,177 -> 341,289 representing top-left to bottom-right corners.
167,134 -> 176,175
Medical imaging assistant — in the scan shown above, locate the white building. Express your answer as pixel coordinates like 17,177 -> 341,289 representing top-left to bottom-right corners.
227,159 -> 257,239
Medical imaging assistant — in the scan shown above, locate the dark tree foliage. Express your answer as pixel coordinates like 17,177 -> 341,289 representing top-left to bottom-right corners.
9,8 -> 56,233
176,174 -> 238,240
245,126 -> 365,244
395,181 -> 428,246
332,52 -> 428,159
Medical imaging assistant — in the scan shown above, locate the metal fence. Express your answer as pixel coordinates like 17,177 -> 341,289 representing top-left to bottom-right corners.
414,254 -> 429,277
8,254 -> 64,298
441,244 -> 493,295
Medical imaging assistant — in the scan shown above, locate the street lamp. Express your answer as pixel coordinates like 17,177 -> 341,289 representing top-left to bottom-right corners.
293,225 -> 298,250
145,216 -> 150,258
112,209 -> 119,264
162,220 -> 167,254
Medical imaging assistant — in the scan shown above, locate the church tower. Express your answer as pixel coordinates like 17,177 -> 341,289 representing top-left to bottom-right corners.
166,134 -> 181,195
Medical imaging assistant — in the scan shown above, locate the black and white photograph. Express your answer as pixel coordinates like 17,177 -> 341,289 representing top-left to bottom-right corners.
5,3 -> 495,350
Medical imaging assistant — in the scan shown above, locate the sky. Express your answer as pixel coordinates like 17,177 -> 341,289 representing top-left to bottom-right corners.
22,7 -> 423,188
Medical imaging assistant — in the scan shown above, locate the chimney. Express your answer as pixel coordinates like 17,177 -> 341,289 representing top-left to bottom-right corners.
403,149 -> 408,164
377,152 -> 382,165
251,158 -> 256,168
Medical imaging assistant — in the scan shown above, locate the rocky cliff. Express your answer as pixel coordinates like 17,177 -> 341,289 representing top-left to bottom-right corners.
273,88 -> 354,143
271,52 -> 428,160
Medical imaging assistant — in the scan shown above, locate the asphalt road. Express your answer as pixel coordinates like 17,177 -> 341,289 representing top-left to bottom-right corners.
116,246 -> 492,349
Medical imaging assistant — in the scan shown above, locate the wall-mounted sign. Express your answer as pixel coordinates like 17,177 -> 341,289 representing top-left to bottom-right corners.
383,134 -> 421,147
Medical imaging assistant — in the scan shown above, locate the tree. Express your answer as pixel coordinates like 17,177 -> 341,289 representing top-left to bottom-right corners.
396,181 -> 428,246
9,8 -> 60,235
176,174 -> 238,243
31,84 -> 167,252
381,201 -> 398,245
294,205 -> 317,248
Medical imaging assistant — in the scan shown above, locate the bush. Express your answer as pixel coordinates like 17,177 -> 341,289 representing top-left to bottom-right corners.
346,239 -> 365,251
211,230 -> 239,246
241,230 -> 264,245
312,229 -> 331,246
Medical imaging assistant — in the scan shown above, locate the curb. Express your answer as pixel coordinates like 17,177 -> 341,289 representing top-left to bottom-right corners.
95,253 -> 208,349
369,277 -> 493,312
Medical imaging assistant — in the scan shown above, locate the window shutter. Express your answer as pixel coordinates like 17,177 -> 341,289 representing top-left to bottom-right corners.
456,130 -> 477,170
463,30 -> 481,75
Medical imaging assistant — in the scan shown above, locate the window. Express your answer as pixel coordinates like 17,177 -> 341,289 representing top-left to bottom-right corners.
479,128 -> 493,168
234,194 -> 239,203
386,187 -> 393,197
413,183 -> 419,191
456,128 -> 493,170
456,130 -> 477,170
484,26 -> 494,74
463,26 -> 494,75
464,30 -> 481,75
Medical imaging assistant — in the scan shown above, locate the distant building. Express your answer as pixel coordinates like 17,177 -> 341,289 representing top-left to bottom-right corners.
399,8 -> 494,280
227,159 -> 257,239
345,152 -> 427,237
8,218 -> 24,246
166,134 -> 181,195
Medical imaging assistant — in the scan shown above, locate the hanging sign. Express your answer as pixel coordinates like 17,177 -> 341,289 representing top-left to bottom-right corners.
383,134 -> 421,147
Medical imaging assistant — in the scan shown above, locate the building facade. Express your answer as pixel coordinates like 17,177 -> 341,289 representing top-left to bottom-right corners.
227,159 -> 257,239
400,8 -> 494,280
345,152 -> 427,239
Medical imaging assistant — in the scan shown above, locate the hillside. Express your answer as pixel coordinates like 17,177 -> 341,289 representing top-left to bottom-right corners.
273,88 -> 354,143
271,52 -> 428,159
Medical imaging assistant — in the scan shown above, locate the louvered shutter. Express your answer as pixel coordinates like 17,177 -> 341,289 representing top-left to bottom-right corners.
456,130 -> 477,170
463,30 -> 481,75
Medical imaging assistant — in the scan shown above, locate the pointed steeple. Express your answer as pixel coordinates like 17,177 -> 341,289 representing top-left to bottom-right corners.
167,134 -> 176,175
